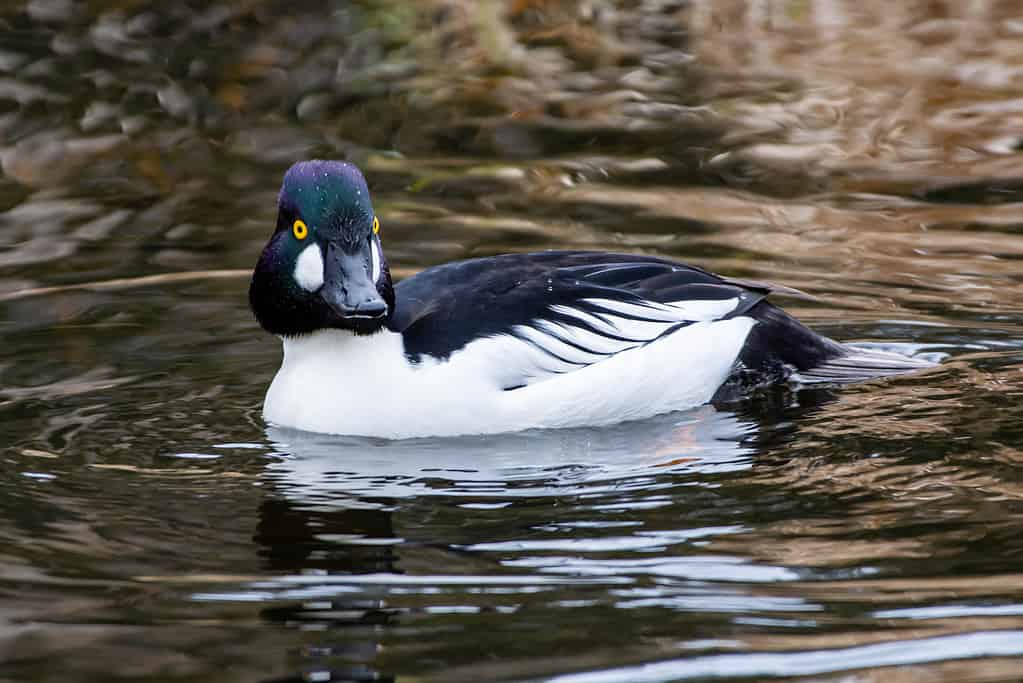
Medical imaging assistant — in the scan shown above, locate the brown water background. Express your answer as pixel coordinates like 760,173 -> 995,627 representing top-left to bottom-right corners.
2,1 -> 1023,681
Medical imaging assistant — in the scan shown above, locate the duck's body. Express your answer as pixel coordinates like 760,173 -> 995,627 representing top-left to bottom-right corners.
251,162 -> 933,439
264,318 -> 749,438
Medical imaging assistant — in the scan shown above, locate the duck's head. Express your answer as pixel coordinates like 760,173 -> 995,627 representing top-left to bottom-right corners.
250,160 -> 394,337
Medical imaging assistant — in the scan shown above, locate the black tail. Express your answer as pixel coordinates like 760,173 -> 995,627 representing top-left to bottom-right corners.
722,302 -> 934,395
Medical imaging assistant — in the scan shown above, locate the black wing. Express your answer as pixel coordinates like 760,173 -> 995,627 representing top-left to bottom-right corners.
388,251 -> 780,381
389,250 -> 933,392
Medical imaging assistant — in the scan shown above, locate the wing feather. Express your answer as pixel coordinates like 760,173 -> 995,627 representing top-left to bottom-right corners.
488,295 -> 745,390
392,251 -> 774,390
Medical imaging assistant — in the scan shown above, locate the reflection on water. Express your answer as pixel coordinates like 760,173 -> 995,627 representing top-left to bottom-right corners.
3,1 -> 1023,682
2,286 -> 1023,682
185,381 -> 1023,683
264,406 -> 756,503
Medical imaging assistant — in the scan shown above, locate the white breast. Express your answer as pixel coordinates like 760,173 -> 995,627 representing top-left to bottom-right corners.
263,317 -> 756,439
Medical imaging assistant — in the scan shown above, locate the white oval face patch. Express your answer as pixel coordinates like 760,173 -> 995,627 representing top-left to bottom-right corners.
370,238 -> 382,282
293,243 -> 325,292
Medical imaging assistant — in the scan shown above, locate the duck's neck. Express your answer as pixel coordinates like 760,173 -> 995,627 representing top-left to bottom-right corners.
266,328 -> 416,435
280,328 -> 407,372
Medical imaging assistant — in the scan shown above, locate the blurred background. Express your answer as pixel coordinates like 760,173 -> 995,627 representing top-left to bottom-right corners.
2,1 -> 1023,682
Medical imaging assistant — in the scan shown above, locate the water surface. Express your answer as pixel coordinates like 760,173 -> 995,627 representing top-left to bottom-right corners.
3,2 -> 1023,681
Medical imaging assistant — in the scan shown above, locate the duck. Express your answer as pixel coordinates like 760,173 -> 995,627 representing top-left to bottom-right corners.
250,160 -> 933,439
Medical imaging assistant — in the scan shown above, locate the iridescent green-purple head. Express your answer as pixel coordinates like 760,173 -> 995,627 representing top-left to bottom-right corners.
250,161 -> 393,336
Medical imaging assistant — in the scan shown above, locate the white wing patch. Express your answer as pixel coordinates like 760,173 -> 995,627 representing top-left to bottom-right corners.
294,243 -> 325,292
580,297 -> 742,322
491,296 -> 741,389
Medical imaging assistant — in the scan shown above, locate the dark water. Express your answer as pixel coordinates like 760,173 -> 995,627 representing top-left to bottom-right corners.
3,2 -> 1023,681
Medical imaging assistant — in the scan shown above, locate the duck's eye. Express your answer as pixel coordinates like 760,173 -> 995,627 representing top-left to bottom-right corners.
372,216 -> 380,235
292,219 -> 308,240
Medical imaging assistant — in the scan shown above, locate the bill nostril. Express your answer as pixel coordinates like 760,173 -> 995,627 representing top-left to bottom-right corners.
355,298 -> 388,317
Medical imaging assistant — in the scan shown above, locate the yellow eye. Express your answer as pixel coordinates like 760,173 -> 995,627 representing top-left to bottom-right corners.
372,216 -> 380,235
292,219 -> 308,240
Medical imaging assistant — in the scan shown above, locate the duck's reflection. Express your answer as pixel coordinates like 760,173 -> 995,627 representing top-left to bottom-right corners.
250,399 -> 826,682
255,499 -> 399,574
262,405 -> 765,505
254,496 -> 399,682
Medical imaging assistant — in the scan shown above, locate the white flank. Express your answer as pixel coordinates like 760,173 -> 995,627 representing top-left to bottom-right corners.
263,313 -> 755,439
293,244 -> 324,292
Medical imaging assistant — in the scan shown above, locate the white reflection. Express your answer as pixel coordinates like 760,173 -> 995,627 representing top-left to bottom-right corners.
263,405 -> 758,508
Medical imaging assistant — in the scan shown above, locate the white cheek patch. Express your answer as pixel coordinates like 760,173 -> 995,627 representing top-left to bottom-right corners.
293,243 -> 325,292
370,239 -> 382,282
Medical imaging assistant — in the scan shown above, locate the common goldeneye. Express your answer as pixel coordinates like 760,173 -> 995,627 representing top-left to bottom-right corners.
250,160 -> 933,438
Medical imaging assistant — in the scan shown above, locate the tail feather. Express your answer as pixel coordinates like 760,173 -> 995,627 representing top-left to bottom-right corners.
793,346 -> 936,384
731,302 -> 936,393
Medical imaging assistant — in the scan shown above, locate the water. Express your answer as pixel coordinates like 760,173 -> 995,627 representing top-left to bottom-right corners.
3,1 -> 1023,681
